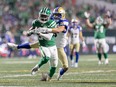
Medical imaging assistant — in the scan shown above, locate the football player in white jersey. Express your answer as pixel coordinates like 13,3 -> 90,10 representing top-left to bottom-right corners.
34,7 -> 69,80
68,18 -> 86,67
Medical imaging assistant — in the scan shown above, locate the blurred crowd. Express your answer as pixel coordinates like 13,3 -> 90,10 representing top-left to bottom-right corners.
0,0 -> 115,58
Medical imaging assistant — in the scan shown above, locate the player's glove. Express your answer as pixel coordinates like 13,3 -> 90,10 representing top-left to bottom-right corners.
106,11 -> 111,18
84,12 -> 90,19
26,29 -> 35,36
35,28 -> 52,33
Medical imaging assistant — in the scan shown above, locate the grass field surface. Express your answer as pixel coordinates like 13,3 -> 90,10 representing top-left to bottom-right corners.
0,54 -> 116,87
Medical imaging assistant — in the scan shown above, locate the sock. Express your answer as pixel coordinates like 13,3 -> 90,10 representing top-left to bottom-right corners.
17,43 -> 31,49
70,54 -> 73,61
75,52 -> 79,63
97,53 -> 102,61
60,68 -> 68,76
103,53 -> 108,59
49,67 -> 56,78
38,57 -> 49,68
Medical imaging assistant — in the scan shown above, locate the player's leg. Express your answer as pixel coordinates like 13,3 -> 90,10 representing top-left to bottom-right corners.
7,42 -> 39,49
57,48 -> 68,80
69,44 -> 74,67
31,46 -> 50,75
74,43 -> 80,67
94,39 -> 102,64
41,46 -> 58,81
101,39 -> 109,64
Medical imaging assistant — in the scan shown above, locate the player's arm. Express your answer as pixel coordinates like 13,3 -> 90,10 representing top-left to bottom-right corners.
84,12 -> 94,29
50,26 -> 65,33
37,33 -> 53,40
26,20 -> 38,36
79,31 -> 84,42
85,19 -> 94,29
26,27 -> 35,36
104,17 -> 112,28
104,11 -> 112,28
79,28 -> 86,47
36,20 -> 68,33
67,31 -> 71,38
38,25 -> 66,33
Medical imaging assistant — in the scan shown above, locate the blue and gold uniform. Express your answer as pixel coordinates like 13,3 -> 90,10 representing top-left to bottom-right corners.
52,7 -> 69,80
68,18 -> 84,67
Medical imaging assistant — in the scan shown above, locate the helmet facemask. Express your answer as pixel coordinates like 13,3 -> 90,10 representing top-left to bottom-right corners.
52,7 -> 65,22
95,16 -> 104,25
39,14 -> 49,23
52,13 -> 62,22
38,7 -> 51,23
71,19 -> 80,28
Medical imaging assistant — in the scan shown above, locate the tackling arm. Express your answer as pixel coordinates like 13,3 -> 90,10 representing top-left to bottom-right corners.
38,26 -> 65,33
51,26 -> 65,33
38,33 -> 53,40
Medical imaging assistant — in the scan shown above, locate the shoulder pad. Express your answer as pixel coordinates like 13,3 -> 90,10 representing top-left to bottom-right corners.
77,25 -> 82,31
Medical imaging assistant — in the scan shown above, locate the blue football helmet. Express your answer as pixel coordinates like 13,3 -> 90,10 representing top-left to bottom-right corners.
52,7 -> 65,21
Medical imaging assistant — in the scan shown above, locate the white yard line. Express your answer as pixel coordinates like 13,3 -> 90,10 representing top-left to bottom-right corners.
66,70 -> 116,75
2,61 -> 36,64
0,74 -> 32,78
0,70 -> 116,79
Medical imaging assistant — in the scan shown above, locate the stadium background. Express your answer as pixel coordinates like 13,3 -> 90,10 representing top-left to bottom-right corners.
0,0 -> 116,58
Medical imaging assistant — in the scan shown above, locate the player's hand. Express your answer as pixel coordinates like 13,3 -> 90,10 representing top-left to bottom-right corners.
106,11 -> 111,18
35,28 -> 52,33
82,41 -> 86,48
26,29 -> 35,36
34,28 -> 48,33
84,12 -> 90,19
36,32 -> 42,36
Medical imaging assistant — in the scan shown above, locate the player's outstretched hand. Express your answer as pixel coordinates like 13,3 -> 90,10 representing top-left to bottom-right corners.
82,41 -> 87,48
84,12 -> 90,19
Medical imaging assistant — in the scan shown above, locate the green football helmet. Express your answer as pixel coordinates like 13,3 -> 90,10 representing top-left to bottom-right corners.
95,16 -> 104,25
38,7 -> 51,23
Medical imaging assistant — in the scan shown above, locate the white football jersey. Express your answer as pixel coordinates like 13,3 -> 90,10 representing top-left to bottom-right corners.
55,19 -> 69,48
69,25 -> 82,44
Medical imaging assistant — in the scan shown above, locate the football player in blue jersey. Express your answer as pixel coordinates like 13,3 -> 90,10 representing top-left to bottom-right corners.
68,18 -> 86,67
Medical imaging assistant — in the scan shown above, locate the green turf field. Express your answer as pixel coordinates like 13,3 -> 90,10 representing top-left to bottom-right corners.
0,54 -> 116,87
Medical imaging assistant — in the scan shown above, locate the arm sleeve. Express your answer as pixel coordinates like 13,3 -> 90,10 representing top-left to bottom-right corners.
39,33 -> 53,40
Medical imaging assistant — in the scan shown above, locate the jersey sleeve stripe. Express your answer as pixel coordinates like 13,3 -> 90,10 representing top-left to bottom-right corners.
50,22 -> 57,27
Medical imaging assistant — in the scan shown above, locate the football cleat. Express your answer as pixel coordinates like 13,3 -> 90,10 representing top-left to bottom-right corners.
57,68 -> 62,81
31,64 -> 39,75
74,63 -> 78,68
40,73 -> 51,81
7,43 -> 18,49
98,61 -> 103,65
105,59 -> 109,65
70,60 -> 74,67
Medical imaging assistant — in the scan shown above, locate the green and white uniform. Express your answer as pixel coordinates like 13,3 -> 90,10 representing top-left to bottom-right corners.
32,19 -> 58,67
93,24 -> 108,53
